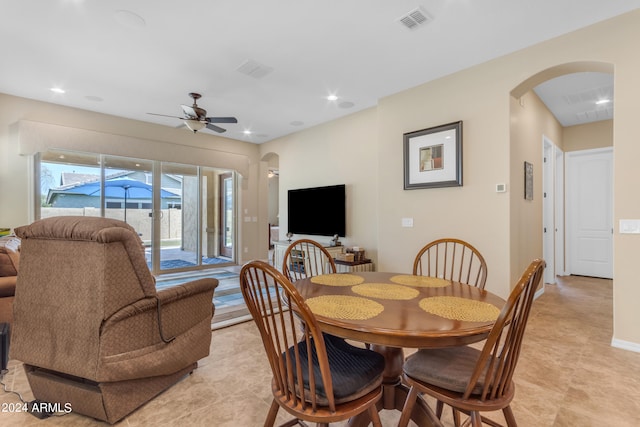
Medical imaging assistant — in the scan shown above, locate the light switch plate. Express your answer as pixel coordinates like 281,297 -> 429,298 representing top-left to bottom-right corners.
402,217 -> 414,227
619,219 -> 640,234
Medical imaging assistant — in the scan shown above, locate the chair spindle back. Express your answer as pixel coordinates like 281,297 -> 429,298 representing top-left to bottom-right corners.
464,259 -> 545,401
413,238 -> 488,289
282,239 -> 337,282
240,260 -> 336,413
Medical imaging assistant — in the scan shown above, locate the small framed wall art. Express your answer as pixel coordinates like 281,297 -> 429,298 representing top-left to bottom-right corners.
524,161 -> 533,200
403,121 -> 462,190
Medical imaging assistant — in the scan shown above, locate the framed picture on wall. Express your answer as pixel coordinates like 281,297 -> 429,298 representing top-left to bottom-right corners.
403,121 -> 462,190
524,161 -> 533,200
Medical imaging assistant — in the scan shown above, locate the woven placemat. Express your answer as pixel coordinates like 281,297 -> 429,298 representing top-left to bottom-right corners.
352,283 -> 419,300
390,275 -> 451,288
419,296 -> 500,322
310,273 -> 364,287
306,295 -> 384,320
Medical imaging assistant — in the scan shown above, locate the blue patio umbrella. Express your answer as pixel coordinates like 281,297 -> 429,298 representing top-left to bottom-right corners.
63,178 -> 180,222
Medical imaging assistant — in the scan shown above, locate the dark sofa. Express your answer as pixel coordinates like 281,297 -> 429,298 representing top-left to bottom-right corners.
0,236 -> 19,326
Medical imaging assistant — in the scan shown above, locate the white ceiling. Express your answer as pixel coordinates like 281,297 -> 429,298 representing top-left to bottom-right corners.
1,1 -> 637,143
534,72 -> 614,127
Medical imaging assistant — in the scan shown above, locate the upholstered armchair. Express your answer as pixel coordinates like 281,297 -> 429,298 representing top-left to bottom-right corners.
10,216 -> 218,424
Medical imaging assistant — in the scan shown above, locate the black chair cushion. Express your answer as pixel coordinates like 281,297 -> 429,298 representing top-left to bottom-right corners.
288,333 -> 384,405
403,346 -> 490,395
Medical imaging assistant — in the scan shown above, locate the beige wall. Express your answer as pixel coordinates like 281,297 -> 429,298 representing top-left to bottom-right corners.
509,91 -> 563,284
375,64 -> 513,295
261,107 -> 379,261
3,10 -> 640,349
263,10 -> 640,349
0,93 -> 263,262
563,119 -> 613,152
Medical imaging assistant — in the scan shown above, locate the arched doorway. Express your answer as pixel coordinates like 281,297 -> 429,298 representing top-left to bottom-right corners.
262,152 -> 280,253
510,61 -> 614,289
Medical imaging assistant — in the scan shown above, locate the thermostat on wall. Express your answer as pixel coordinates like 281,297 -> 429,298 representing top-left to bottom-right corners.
496,183 -> 507,193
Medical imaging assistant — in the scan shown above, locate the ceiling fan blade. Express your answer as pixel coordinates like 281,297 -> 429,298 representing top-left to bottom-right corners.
206,116 -> 238,124
206,123 -> 227,133
147,112 -> 184,119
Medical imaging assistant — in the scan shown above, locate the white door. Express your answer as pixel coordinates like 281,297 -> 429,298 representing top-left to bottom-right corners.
566,148 -> 613,278
554,146 -> 565,276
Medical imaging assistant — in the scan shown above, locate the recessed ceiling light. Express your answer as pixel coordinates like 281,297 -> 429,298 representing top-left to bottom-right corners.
327,94 -> 338,101
243,130 -> 252,135
595,99 -> 611,105
50,87 -> 65,94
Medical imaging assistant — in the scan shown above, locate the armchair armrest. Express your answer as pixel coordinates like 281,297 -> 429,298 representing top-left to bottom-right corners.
154,278 -> 218,338
0,276 -> 17,298
97,278 -> 217,382
102,279 -> 218,332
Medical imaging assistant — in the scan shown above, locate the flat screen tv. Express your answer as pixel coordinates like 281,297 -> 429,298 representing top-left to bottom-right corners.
288,184 -> 346,237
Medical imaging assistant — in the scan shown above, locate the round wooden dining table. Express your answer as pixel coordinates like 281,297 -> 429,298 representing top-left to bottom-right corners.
293,271 -> 506,427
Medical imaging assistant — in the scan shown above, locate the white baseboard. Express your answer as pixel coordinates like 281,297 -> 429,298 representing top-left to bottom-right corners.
211,314 -> 252,331
611,338 -> 640,353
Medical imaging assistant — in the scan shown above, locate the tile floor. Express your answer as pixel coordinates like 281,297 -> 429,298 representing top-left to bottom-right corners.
2,275 -> 640,426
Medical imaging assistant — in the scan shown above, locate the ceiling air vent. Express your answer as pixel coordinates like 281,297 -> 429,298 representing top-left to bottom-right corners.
398,7 -> 432,30
236,59 -> 274,79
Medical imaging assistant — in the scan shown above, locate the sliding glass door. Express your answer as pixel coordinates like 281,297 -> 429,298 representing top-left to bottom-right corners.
102,156 -> 155,245
38,149 -> 236,275
157,163 -> 198,271
219,172 -> 234,258
39,151 -> 102,219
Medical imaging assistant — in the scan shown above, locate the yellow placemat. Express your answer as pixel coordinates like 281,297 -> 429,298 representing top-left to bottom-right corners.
352,283 -> 419,300
310,274 -> 364,287
390,275 -> 451,288
419,296 -> 500,322
306,295 -> 384,320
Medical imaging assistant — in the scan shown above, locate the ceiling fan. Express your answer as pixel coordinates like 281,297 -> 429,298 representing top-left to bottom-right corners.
148,92 -> 238,133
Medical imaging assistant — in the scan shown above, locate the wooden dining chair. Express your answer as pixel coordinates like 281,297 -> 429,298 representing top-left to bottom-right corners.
282,239 -> 337,282
398,259 -> 545,427
240,260 -> 385,427
413,238 -> 488,289
281,239 -> 351,348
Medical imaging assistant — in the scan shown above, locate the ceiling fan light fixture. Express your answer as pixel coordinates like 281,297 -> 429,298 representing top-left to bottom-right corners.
184,119 -> 206,133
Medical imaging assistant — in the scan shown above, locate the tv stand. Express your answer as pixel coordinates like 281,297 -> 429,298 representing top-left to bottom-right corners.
273,240 -> 343,272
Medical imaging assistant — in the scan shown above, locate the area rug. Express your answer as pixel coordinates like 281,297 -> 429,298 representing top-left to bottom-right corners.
155,268 -> 247,327
155,268 -> 239,290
